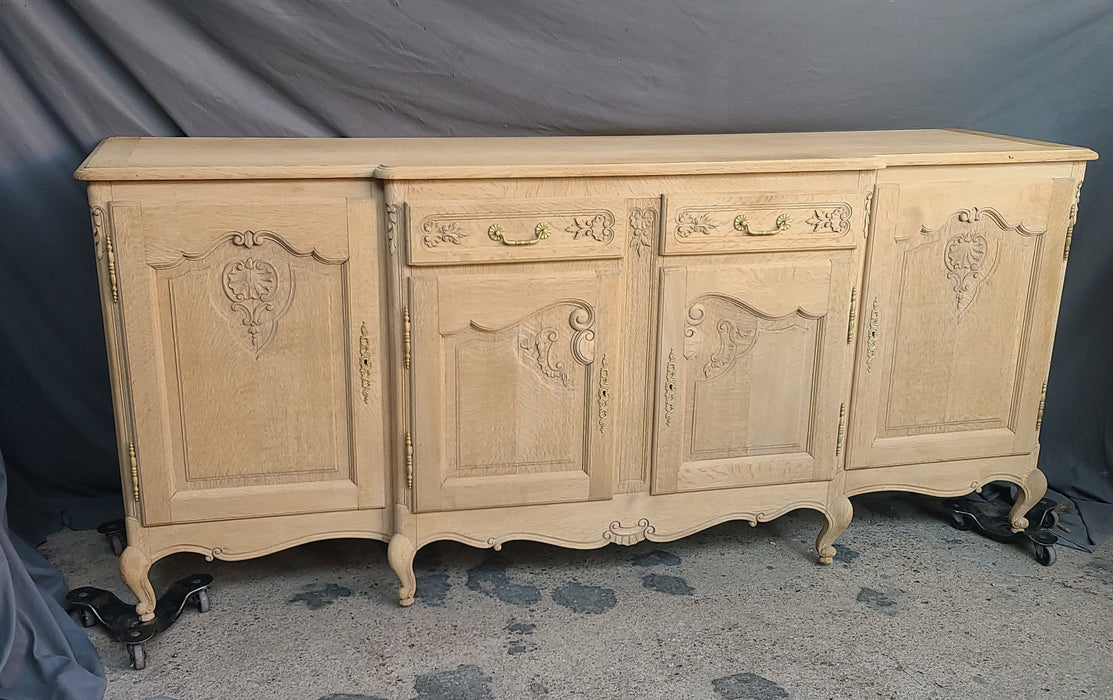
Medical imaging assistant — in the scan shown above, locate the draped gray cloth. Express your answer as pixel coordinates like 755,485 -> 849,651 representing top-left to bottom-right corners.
0,3 -> 1110,694
0,449 -> 105,699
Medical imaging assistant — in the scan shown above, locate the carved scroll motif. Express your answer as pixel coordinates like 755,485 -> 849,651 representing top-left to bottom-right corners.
603,518 -> 655,546
230,230 -> 271,248
944,231 -> 989,311
922,207 -> 1044,313
684,300 -> 757,380
921,207 -> 1044,238
516,303 -> 597,388
222,257 -> 291,357
520,327 -> 566,386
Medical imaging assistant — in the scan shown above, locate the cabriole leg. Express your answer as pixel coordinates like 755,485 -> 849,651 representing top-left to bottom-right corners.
119,546 -> 157,622
1009,468 -> 1048,532
387,533 -> 417,607
816,495 -> 853,565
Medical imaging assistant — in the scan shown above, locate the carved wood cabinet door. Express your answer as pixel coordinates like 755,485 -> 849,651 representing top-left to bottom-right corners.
653,253 -> 857,493
408,267 -> 620,512
107,187 -> 386,525
847,170 -> 1078,469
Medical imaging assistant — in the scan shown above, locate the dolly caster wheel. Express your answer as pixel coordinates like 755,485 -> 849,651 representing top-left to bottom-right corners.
127,643 -> 146,670
1035,543 -> 1056,566
193,588 -> 210,613
949,512 -> 974,531
108,533 -> 125,556
96,520 -> 127,556
79,608 -> 97,628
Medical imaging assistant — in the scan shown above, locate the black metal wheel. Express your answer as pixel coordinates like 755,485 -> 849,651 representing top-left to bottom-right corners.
79,608 -> 97,628
108,533 -> 125,557
128,643 -> 146,670
949,512 -> 974,531
1035,543 -> 1056,566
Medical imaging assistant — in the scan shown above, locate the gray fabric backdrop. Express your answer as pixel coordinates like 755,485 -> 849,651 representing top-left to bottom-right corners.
1,0 -> 1111,543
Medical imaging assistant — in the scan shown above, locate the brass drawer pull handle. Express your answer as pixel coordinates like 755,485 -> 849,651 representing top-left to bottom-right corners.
734,213 -> 791,236
488,222 -> 552,246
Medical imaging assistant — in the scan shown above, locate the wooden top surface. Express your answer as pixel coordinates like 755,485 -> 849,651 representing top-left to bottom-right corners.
75,129 -> 1098,181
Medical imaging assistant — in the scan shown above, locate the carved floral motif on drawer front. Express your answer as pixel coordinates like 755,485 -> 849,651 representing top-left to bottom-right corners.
417,209 -> 617,248
673,202 -> 853,239
421,220 -> 467,248
805,207 -> 851,234
564,213 -> 615,243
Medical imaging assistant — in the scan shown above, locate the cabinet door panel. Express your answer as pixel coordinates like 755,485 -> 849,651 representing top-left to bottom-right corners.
110,194 -> 384,524
653,255 -> 855,493
410,268 -> 618,512
848,174 -> 1075,469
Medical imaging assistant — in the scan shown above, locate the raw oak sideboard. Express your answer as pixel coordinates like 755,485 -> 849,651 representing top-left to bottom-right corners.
75,130 -> 1095,620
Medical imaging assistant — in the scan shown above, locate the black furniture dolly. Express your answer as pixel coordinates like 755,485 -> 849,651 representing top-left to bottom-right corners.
942,495 -> 1062,566
67,574 -> 213,669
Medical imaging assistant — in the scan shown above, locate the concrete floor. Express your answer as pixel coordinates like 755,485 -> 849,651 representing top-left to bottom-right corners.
41,492 -> 1113,700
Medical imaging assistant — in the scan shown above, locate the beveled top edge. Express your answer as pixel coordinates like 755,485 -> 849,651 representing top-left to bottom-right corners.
74,129 -> 1098,181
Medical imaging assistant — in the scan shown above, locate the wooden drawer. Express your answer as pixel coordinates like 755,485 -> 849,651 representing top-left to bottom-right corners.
406,196 -> 627,265
662,189 -> 869,255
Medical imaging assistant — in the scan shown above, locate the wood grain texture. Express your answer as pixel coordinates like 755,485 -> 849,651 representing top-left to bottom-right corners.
104,181 -> 387,526
408,266 -> 619,511
847,165 -> 1078,470
78,131 -> 1093,612
653,252 -> 858,494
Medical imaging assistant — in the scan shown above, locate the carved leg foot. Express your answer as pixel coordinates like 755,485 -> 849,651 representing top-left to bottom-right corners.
387,534 -> 417,607
1009,469 -> 1048,533
816,495 -> 853,565
119,546 -> 157,622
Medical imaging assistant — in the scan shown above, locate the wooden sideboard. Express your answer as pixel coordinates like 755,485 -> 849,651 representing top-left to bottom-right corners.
76,130 -> 1095,618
